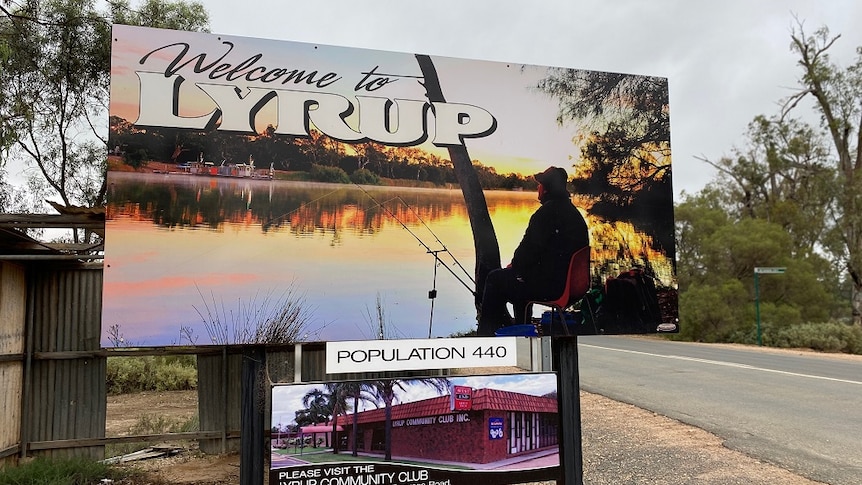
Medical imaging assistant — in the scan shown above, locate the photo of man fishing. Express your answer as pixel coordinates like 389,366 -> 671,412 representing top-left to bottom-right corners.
102,25 -> 677,346
476,167 -> 589,337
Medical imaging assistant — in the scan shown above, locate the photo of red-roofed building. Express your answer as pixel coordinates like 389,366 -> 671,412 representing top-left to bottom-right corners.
334,386 -> 559,465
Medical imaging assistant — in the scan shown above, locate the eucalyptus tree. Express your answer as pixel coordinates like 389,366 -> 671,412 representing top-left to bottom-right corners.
0,0 -> 208,214
784,22 -> 862,325
675,194 -> 837,342
108,0 -> 208,29
697,115 -> 837,258
678,114 -> 842,340
1,0 -> 111,211
416,55 -> 500,312
677,117 -> 843,339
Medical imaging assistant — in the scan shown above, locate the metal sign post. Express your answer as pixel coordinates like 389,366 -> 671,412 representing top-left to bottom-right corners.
753,267 -> 786,346
553,336 -> 584,485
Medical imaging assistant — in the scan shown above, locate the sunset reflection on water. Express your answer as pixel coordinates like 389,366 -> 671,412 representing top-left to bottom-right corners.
103,172 -> 675,345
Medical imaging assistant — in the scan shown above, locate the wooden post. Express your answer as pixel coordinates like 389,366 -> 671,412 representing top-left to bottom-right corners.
240,347 -> 266,485
554,336 -> 584,485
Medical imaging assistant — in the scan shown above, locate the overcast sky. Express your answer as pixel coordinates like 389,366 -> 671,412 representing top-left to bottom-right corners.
201,0 -> 862,197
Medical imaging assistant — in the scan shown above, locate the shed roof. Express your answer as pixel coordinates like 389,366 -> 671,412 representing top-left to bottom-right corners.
0,209 -> 105,261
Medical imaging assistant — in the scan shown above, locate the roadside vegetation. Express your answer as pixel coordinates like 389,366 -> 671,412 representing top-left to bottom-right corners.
0,457 -> 146,485
764,322 -> 862,354
106,356 -> 197,395
669,320 -> 862,354
673,23 -> 862,352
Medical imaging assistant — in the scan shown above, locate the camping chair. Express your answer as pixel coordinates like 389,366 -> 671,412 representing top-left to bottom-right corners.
525,246 -> 595,336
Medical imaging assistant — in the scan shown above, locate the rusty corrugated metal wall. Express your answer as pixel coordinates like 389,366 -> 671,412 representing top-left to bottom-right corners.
22,263 -> 106,459
198,351 -> 243,454
0,262 -> 26,465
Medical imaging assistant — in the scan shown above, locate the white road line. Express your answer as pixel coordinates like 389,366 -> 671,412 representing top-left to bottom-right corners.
579,344 -> 862,386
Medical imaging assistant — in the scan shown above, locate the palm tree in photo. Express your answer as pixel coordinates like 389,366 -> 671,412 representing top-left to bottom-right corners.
300,387 -> 333,447
324,383 -> 351,454
370,377 -> 450,461
342,382 -> 379,457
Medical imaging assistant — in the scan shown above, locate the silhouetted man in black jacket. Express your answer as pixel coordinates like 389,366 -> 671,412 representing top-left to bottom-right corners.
477,166 -> 589,336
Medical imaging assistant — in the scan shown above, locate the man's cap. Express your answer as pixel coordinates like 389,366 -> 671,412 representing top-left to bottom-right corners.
534,166 -> 569,193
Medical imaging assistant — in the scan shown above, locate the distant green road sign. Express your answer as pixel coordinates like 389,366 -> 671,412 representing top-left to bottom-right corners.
755,267 -> 786,274
754,266 -> 787,345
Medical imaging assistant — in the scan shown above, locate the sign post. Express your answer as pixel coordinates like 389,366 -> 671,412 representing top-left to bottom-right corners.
753,267 -> 786,346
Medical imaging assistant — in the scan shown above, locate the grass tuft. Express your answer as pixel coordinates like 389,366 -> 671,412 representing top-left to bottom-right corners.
106,414 -> 200,458
0,456 -> 143,485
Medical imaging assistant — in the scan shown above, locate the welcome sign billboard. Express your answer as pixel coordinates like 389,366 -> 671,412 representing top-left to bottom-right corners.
104,25 -> 677,346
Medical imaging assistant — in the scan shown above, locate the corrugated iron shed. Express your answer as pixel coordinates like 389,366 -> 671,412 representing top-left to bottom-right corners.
0,210 -> 105,460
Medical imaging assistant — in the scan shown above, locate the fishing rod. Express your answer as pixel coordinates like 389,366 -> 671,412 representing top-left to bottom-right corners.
265,184 -> 476,299
354,184 -> 476,297
392,194 -> 478,338
396,195 -> 475,286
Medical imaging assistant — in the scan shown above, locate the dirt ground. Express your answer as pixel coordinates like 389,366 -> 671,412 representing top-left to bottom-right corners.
107,390 -> 240,484
106,390 -> 199,437
107,387 -> 826,485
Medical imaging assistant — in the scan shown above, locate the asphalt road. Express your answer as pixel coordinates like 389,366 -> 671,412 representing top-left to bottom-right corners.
576,336 -> 862,485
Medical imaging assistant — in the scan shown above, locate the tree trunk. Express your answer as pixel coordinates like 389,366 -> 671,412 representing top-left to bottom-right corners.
789,28 -> 862,325
415,54 -> 502,311
331,409 -> 339,454
351,393 -> 359,457
844,176 -> 862,326
384,395 -> 393,461
851,277 -> 862,326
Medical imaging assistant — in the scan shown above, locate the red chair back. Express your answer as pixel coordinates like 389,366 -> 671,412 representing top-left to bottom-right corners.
566,246 -> 591,305
545,246 -> 590,308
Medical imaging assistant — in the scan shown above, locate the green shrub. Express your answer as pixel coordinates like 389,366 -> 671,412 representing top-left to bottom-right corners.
769,321 -> 862,354
350,168 -> 381,185
0,456 -> 139,485
309,164 -> 350,183
106,355 -> 197,394
723,326 -> 758,345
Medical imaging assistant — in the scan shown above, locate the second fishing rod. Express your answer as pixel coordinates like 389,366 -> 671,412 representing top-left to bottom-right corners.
354,184 -> 477,298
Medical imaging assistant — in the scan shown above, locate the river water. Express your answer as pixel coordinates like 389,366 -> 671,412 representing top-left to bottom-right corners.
103,172 -> 674,345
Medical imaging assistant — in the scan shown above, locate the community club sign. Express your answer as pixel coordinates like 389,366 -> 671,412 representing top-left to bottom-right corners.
391,413 -> 471,427
131,39 -> 497,146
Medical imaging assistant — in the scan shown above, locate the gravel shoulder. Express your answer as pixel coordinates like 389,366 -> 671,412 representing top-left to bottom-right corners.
579,391 -> 824,484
